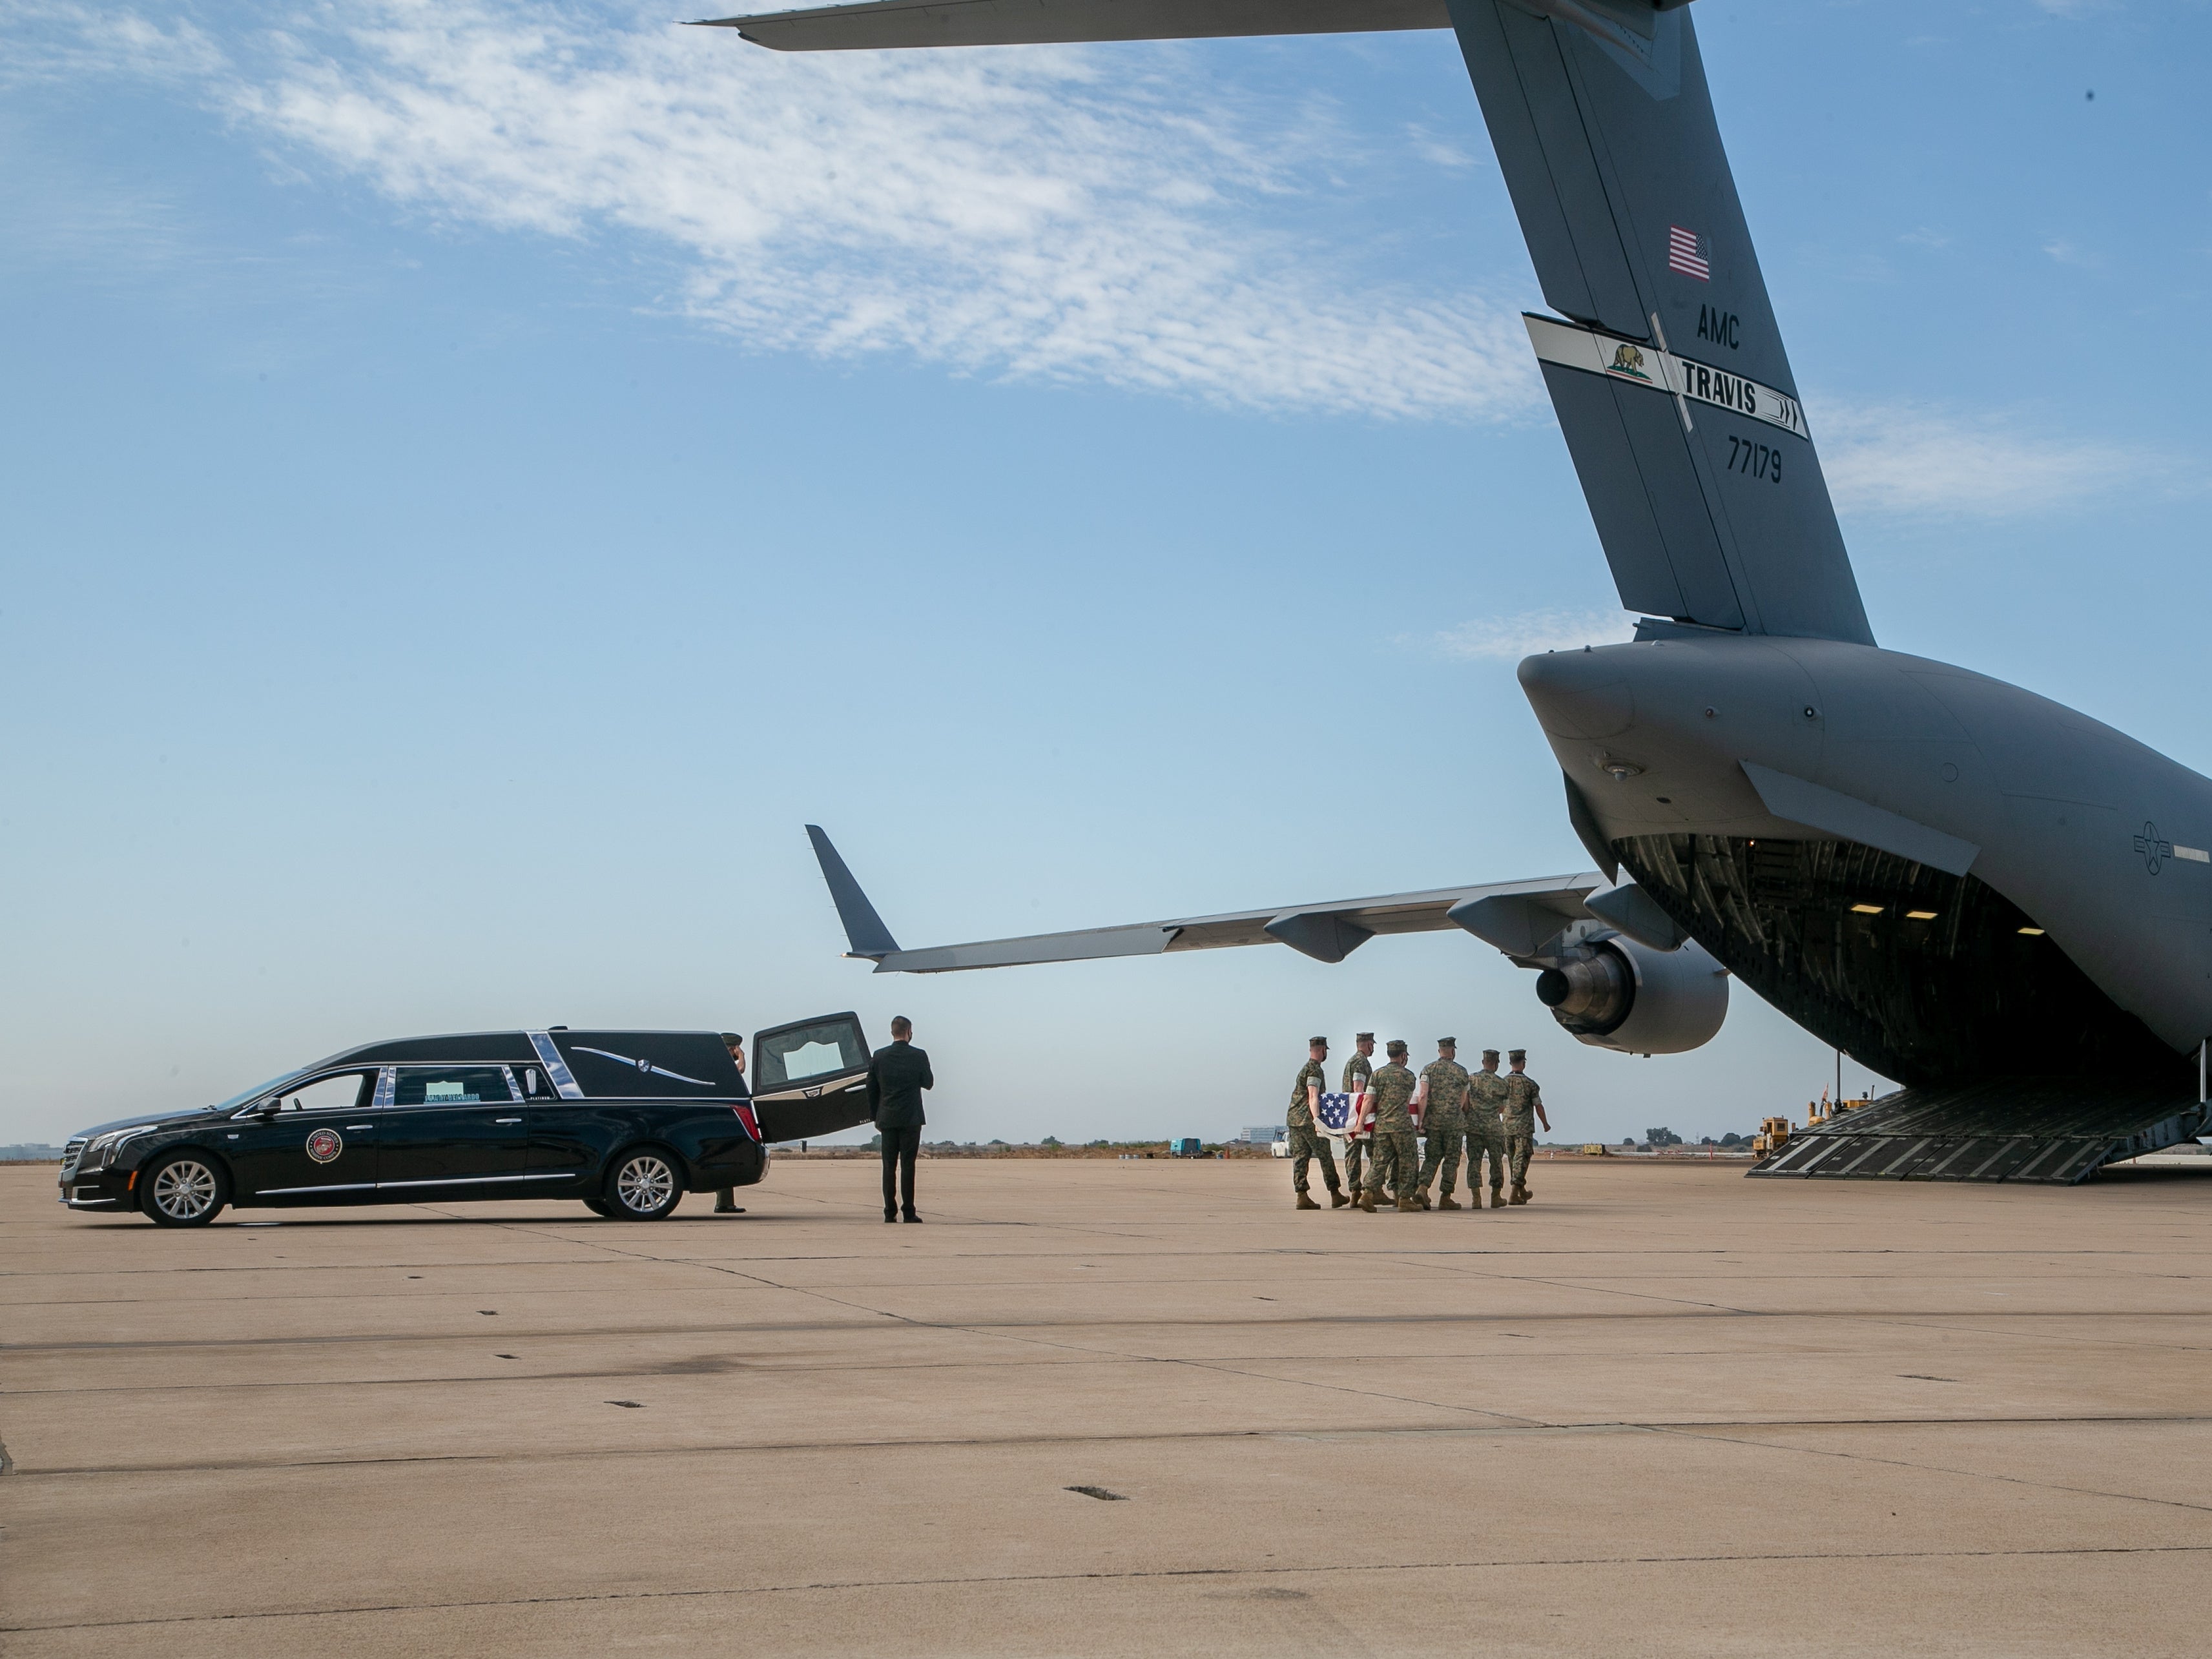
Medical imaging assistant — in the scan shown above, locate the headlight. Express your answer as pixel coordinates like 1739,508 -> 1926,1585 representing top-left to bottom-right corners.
90,1126 -> 158,1168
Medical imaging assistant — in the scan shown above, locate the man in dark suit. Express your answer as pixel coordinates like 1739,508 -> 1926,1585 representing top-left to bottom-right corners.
714,1031 -> 749,1215
866,1015 -> 933,1223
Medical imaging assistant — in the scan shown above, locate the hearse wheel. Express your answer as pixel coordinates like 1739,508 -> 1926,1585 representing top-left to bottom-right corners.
607,1150 -> 682,1221
141,1152 -> 229,1228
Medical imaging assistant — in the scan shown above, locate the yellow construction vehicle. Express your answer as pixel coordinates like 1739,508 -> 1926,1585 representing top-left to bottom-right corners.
1750,1115 -> 1794,1157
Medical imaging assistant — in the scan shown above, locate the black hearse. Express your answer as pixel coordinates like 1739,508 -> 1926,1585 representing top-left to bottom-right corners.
57,1016 -> 874,1227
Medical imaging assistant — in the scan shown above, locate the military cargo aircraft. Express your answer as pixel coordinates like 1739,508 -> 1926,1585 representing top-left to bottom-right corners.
705,0 -> 2212,1182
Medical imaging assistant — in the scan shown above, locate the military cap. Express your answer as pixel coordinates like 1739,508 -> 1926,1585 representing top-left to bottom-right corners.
1482,1048 -> 1500,1061
1355,1031 -> 1375,1042
1508,1048 -> 1527,1062
1438,1037 -> 1456,1047
1308,1035 -> 1328,1047
718,1031 -> 743,1047
1385,1039 -> 1408,1056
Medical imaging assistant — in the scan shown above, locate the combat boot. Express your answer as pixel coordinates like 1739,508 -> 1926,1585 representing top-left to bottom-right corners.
1438,1194 -> 1462,1211
1296,1191 -> 1320,1211
1416,1191 -> 1432,1210
1328,1188 -> 1349,1208
1358,1190 -> 1376,1213
1509,1184 -> 1530,1205
1395,1193 -> 1420,1212
1490,1187 -> 1505,1210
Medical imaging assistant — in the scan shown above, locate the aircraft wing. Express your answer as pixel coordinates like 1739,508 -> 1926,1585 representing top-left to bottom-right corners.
806,825 -> 1603,973
693,0 -> 1452,51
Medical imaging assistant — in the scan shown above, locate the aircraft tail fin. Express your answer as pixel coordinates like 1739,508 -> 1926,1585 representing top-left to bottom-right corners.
709,0 -> 1874,646
805,826 -> 902,959
1448,0 -> 1873,645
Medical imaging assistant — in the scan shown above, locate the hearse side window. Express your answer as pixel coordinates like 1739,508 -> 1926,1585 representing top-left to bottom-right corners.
273,1073 -> 373,1113
515,1066 -> 557,1100
757,1020 -> 867,1091
391,1066 -> 518,1107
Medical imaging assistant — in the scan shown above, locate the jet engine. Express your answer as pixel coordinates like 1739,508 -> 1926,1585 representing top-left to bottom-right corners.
1534,935 -> 1728,1055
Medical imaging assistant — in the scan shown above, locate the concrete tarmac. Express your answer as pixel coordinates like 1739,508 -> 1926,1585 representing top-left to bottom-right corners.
6,1157 -> 2212,1656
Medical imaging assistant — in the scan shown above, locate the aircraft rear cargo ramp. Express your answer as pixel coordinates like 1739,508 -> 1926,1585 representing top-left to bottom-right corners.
1748,1080 -> 2205,1186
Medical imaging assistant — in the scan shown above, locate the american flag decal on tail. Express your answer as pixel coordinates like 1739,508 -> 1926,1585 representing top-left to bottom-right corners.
1668,225 -> 1710,280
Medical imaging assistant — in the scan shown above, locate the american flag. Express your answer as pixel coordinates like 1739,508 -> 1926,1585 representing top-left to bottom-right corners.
1668,225 -> 1710,280
1314,1091 -> 1369,1138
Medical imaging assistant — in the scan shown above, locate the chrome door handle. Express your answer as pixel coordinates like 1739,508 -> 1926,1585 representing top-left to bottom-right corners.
494,1117 -> 522,1124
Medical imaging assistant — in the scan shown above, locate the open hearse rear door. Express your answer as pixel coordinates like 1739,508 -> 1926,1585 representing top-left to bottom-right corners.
750,1012 -> 873,1142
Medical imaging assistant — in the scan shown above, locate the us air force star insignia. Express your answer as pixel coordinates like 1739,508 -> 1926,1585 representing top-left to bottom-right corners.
305,1128 -> 344,1163
2134,823 -> 2173,875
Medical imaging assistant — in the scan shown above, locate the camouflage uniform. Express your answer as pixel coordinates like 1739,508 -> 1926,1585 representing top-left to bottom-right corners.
1416,1056 -> 1473,1197
1339,1051 -> 1374,1193
1285,1057 -> 1340,1198
1361,1060 -> 1420,1204
1504,1070 -> 1544,1192
1467,1069 -> 1511,1203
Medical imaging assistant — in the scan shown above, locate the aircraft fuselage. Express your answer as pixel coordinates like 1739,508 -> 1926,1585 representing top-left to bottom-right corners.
1520,637 -> 2212,1089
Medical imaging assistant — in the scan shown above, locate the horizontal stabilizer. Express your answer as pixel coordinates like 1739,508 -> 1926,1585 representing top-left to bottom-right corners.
696,0 -> 1452,50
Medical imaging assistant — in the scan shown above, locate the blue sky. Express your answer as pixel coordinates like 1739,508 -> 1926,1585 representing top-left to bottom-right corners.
4,0 -> 2208,1148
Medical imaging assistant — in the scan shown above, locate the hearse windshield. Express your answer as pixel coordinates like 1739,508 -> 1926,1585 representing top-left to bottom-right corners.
211,1069 -> 314,1114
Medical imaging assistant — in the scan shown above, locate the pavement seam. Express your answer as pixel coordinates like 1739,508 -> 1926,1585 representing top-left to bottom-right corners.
22,1411 -> 2212,1478
12,1543 -> 2212,1634
25,1244 -> 2198,1281
1651,1421 -> 2212,1519
25,1304 -> 2212,1354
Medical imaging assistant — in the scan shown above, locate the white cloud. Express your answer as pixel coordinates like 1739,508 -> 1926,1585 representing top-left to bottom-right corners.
0,0 -> 225,88
1817,401 -> 2156,519
1433,608 -> 1635,661
19,0 -> 1535,421
2041,236 -> 2102,269
1405,124 -> 1479,169
16,0 -> 2165,493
